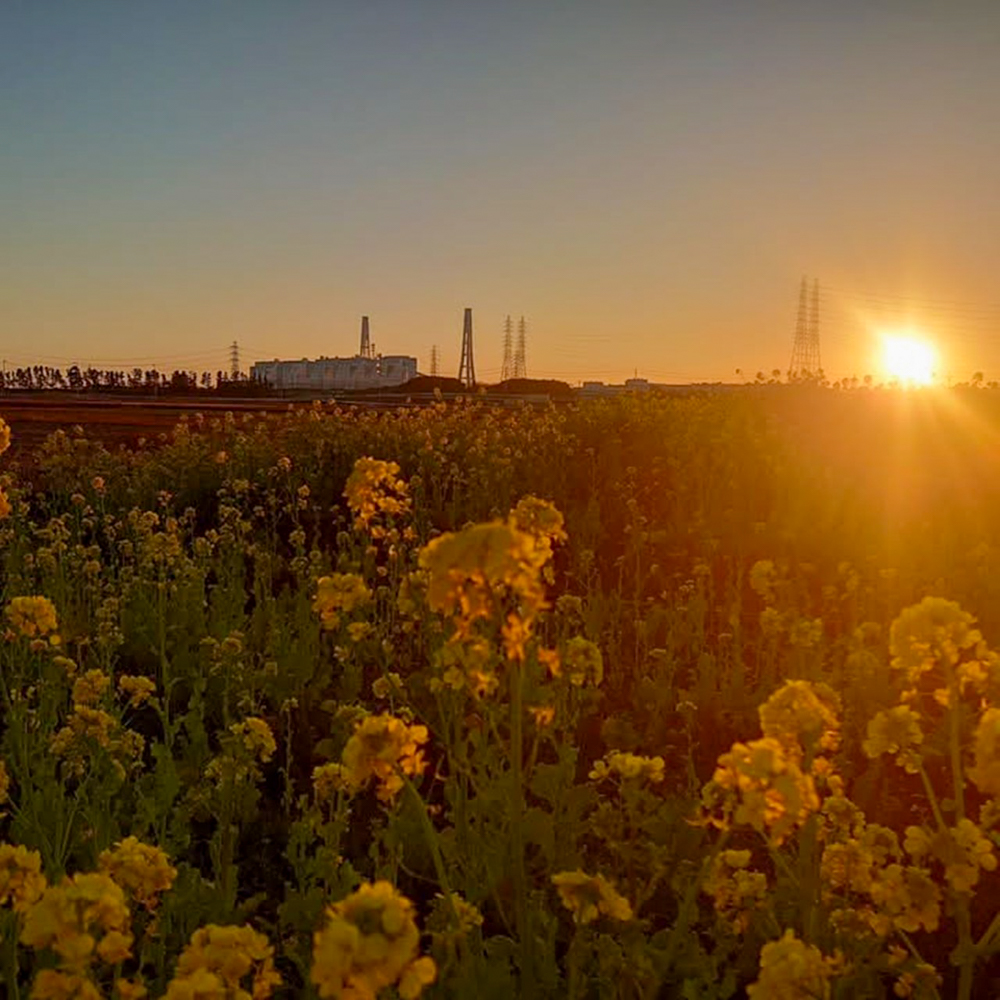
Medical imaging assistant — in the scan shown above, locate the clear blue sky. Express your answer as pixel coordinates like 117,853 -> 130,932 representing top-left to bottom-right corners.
3,2 -> 999,383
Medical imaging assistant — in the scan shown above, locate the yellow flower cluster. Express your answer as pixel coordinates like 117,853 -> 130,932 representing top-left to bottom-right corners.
551,870 -> 633,925
746,929 -> 838,1000
230,717 -> 277,763
862,705 -> 924,773
0,843 -> 47,913
118,674 -> 157,708
889,596 -> 981,687
343,456 -> 412,532
312,762 -> 348,805
340,713 -> 429,802
419,520 -> 549,634
311,881 -> 436,999
313,573 -> 372,631
98,836 -> 177,910
165,924 -> 281,999
72,669 -> 110,707
589,751 -> 665,784
758,679 -> 839,755
561,636 -> 603,687
702,737 -> 820,846
702,849 -> 768,933
50,702 -> 144,781
21,872 -> 132,972
904,819 -> 997,893
5,595 -> 59,641
969,707 -> 1000,796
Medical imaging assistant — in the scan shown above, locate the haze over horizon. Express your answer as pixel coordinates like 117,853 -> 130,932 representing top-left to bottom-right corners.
4,2 -> 1000,385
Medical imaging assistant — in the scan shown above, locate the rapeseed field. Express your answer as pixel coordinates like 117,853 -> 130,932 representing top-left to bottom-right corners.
2,389 -> 1000,999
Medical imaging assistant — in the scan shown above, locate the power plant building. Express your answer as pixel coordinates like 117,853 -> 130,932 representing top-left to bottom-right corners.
250,317 -> 417,391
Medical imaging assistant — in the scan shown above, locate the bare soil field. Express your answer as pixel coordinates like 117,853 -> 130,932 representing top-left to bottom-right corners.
0,394 -> 301,457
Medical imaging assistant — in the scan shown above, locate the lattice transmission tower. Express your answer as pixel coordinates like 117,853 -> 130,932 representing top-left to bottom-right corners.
788,278 -> 821,379
229,341 -> 240,380
457,308 -> 476,388
500,315 -> 514,381
430,344 -> 439,376
513,316 -> 527,378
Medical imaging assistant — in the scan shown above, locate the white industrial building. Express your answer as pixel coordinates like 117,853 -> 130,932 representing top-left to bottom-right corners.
250,317 -> 417,391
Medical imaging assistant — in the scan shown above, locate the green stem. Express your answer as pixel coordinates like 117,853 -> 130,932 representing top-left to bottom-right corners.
917,764 -> 947,833
509,656 -> 534,995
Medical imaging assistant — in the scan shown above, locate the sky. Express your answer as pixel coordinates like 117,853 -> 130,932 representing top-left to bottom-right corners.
3,1 -> 1000,385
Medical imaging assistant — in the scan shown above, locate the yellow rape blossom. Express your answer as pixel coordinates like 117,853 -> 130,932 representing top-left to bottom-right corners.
98,837 -> 177,910
0,416 -> 10,455
71,670 -> 110,707
340,713 -> 428,802
562,636 -> 603,687
0,843 -> 47,913
30,969 -> 103,1000
230,717 -> 277,763
758,679 -> 839,756
166,924 -> 281,999
703,850 -> 768,932
343,456 -> 412,528
21,872 -> 132,971
862,706 -> 924,773
313,573 -> 371,631
969,707 -> 1000,797
418,520 -> 550,633
551,870 -> 633,925
5,595 -> 59,639
312,762 -> 348,804
746,929 -> 836,1000
311,881 -> 435,1000
889,597 -> 981,685
118,675 -> 156,708
589,751 -> 665,784
701,737 -> 820,845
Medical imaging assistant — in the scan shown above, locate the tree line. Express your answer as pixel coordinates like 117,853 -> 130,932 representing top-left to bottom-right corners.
0,366 -> 272,395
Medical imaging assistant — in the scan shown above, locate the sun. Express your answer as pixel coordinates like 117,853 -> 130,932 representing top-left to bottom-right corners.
882,334 -> 936,385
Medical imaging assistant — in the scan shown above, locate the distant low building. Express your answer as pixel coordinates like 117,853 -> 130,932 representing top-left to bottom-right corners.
250,354 -> 417,391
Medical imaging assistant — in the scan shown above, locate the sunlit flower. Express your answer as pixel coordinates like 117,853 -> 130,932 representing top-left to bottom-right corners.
746,929 -> 836,999
758,679 -> 840,756
970,707 -> 1000,797
701,737 -> 820,845
341,713 -> 428,802
343,456 -> 412,529
551,871 -> 633,924
166,924 -> 280,999
98,837 -> 177,910
890,597 -> 980,685
703,850 -> 768,932
0,843 -> 47,913
862,706 -> 923,773
311,881 -> 434,999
